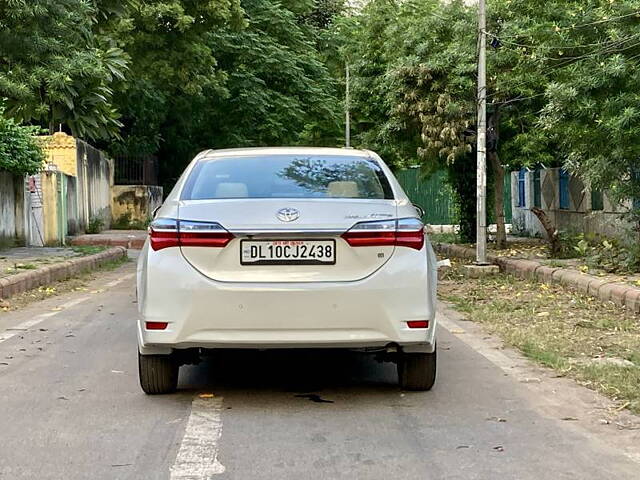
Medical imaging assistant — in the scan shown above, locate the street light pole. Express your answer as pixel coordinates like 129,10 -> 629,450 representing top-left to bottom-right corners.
345,62 -> 351,148
476,0 -> 488,264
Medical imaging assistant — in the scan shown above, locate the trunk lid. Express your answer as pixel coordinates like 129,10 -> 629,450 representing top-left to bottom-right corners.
178,198 -> 397,282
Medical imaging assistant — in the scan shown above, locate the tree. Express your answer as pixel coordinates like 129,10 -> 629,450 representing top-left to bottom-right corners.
107,0 -> 243,160
339,0 -> 480,240
0,0 -> 129,140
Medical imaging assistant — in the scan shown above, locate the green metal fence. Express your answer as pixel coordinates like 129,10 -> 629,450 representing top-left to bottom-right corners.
395,167 -> 513,225
395,168 -> 458,224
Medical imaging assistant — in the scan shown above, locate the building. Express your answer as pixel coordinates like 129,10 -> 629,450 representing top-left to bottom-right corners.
510,167 -> 634,240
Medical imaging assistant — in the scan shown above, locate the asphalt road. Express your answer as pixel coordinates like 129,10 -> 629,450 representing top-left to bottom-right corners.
0,258 -> 639,480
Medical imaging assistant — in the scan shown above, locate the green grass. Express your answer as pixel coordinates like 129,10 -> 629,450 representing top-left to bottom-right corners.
14,263 -> 37,270
429,232 -> 462,244
440,262 -> 640,413
71,245 -> 108,256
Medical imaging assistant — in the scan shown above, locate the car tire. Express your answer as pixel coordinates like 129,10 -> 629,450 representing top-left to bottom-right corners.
398,347 -> 437,391
138,352 -> 179,394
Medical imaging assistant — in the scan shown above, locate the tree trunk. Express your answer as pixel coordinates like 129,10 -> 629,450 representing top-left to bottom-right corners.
488,109 -> 507,249
531,207 -> 560,256
489,151 -> 507,249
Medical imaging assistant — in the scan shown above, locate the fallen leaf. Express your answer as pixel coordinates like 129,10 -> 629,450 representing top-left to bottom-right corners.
486,416 -> 507,423
561,417 -> 578,421
449,328 -> 465,334
536,311 -> 550,317
199,393 -> 215,399
520,377 -> 541,384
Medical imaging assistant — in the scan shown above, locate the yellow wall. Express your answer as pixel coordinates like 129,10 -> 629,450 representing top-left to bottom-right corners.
39,132 -> 77,177
111,185 -> 163,225
40,172 -> 60,246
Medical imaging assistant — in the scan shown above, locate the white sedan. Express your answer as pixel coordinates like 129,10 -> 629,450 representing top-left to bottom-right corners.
137,147 -> 438,393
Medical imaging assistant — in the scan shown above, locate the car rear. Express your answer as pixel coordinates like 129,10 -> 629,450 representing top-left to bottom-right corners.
137,148 -> 437,393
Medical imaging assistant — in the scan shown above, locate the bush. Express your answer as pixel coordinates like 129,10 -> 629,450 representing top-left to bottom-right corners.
557,231 -> 640,273
0,109 -> 45,175
585,239 -> 640,274
112,212 -> 150,230
86,216 -> 104,234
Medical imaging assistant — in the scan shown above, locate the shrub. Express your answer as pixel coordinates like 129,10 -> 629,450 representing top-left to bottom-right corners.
112,212 -> 150,230
86,216 -> 104,234
0,109 -> 45,175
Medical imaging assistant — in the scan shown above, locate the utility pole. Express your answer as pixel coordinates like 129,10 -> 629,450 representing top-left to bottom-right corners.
345,62 -> 351,148
476,0 -> 488,264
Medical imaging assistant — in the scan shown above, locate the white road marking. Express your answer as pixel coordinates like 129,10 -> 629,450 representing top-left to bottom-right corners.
171,396 -> 226,479
438,312 -> 517,372
0,273 -> 135,344
104,274 -> 134,288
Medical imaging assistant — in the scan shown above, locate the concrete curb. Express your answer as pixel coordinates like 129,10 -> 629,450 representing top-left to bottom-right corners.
434,242 -> 640,313
0,247 -> 127,300
70,235 -> 146,250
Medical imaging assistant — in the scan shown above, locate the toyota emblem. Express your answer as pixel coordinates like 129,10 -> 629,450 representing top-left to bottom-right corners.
276,208 -> 300,222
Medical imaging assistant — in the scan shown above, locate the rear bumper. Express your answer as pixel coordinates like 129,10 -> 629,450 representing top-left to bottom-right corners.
137,242 -> 437,354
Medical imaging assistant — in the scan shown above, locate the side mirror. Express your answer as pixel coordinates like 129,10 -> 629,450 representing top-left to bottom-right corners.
413,203 -> 425,219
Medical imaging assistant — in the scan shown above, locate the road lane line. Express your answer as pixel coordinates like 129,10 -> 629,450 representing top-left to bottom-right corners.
438,313 -> 517,371
170,396 -> 226,479
104,273 -> 134,288
0,273 -> 135,345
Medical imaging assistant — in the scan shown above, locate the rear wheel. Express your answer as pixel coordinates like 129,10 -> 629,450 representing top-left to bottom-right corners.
398,347 -> 437,391
138,352 -> 179,394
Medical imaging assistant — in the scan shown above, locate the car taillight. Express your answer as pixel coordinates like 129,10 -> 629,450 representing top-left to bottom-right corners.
178,220 -> 234,248
149,218 -> 179,251
342,218 -> 424,251
149,218 -> 233,251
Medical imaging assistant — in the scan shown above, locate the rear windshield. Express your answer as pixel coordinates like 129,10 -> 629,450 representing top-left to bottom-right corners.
181,155 -> 394,200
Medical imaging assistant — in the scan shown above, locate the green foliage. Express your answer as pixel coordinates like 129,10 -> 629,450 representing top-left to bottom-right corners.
446,160 -> 476,243
108,0 -> 343,186
71,245 -> 107,256
0,110 -> 45,175
112,212 -> 150,230
585,238 -> 640,274
86,216 -> 104,234
429,232 -> 462,245
557,231 -> 640,273
0,0 -> 129,140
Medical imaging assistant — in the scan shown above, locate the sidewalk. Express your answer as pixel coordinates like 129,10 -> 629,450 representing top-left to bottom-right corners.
435,242 -> 640,313
0,246 -> 126,300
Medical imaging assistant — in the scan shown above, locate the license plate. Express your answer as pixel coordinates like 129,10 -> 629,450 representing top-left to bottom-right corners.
241,239 -> 336,265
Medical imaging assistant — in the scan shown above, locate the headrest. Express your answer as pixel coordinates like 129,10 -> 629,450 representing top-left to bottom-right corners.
215,182 -> 248,198
327,181 -> 359,198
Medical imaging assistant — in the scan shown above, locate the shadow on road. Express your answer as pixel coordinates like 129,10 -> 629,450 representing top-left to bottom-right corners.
177,349 -> 401,395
